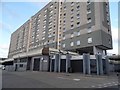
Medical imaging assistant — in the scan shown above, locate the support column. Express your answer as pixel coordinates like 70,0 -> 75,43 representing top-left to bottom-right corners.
31,58 -> 34,71
95,54 -> 104,75
83,54 -> 91,74
87,54 -> 91,75
54,54 -> 59,72
50,59 -> 52,72
95,54 -> 100,75
66,53 -> 70,73
99,54 -> 103,75
58,53 -> 61,72
83,54 -> 87,74
105,56 -> 110,75
40,58 -> 42,71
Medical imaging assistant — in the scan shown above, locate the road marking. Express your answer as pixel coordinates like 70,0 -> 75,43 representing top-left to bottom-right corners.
73,79 -> 80,81
58,77 -> 71,80
58,77 -> 81,81
103,85 -> 108,87
91,82 -> 118,88
98,84 -> 102,86
114,83 -> 118,86
91,85 -> 95,87
107,83 -> 112,85
112,82 -> 116,83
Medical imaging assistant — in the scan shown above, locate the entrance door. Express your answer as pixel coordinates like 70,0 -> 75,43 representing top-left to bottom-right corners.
51,59 -> 55,72
33,58 -> 40,71
70,60 -> 83,73
15,64 -> 17,71
26,57 -> 32,70
60,59 -> 66,72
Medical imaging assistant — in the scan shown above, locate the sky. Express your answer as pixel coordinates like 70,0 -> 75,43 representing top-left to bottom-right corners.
0,0 -> 119,58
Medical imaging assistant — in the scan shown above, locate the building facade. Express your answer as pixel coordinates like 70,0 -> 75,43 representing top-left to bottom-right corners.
7,0 -> 112,75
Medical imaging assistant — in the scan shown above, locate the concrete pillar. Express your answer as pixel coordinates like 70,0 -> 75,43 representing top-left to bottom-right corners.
95,54 -> 104,75
40,58 -> 43,71
50,59 -> 52,72
105,56 -> 110,75
83,54 -> 91,74
87,54 -> 91,75
95,54 -> 100,75
99,54 -> 103,75
54,54 -> 59,72
66,53 -> 70,73
83,54 -> 87,74
31,58 -> 34,71
58,53 -> 61,72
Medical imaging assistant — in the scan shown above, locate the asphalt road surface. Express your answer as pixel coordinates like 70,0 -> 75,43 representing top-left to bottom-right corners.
2,70 -> 120,89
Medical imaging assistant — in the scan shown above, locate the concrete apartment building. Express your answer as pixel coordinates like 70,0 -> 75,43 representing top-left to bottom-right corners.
7,0 -> 113,75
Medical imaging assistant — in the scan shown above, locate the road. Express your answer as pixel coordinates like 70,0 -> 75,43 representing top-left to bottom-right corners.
2,70 -> 120,89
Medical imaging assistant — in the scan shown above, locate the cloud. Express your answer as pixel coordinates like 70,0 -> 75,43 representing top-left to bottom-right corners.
107,26 -> 118,55
2,3 -> 21,19
111,26 -> 118,43
0,22 -> 13,33
0,44 -> 9,58
0,44 -> 9,50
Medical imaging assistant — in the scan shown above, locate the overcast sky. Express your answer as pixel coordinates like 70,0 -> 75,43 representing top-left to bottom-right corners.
0,0 -> 119,58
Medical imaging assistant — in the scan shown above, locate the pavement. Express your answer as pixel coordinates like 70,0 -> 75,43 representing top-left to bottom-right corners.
2,70 -> 120,89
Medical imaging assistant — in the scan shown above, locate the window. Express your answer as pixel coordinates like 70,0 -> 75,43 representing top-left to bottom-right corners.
71,25 -> 74,28
50,10 -> 53,13
87,18 -> 91,23
71,33 -> 74,38
49,27 -> 52,31
87,0 -> 91,5
88,27 -> 92,33
43,19 -> 46,23
63,44 -> 65,48
63,27 -> 65,30
38,19 -> 40,22
39,14 -> 41,17
36,34 -> 39,37
49,21 -> 52,25
88,37 -> 92,43
70,42 -> 74,46
44,9 -> 47,12
48,34 -> 52,37
36,39 -> 39,42
78,31 -> 80,36
87,8 -> 91,14
19,64 -> 23,67
42,37 -> 45,40
71,2 -> 74,6
52,38 -> 55,42
77,40 -> 80,45
63,20 -> 65,23
77,22 -> 80,25
77,14 -> 80,17
64,6 -> 66,10
109,39 -> 111,44
50,4 -> 53,8
71,9 -> 74,12
64,13 -> 66,16
107,20 -> 110,25
77,5 -> 80,9
63,35 -> 65,40
44,14 -> 46,17
71,16 -> 74,19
